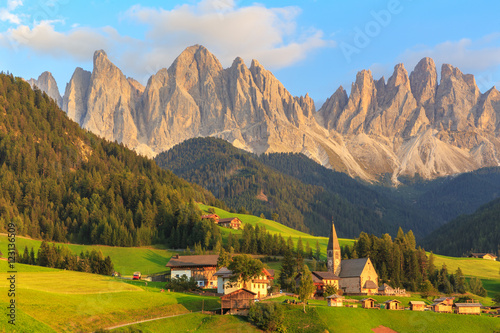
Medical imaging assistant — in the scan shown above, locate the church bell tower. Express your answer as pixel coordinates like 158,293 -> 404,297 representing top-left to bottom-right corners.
327,221 -> 341,276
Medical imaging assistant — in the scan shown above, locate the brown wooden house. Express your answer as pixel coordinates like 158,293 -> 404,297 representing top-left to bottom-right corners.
295,270 -> 340,297
360,297 -> 377,309
166,254 -> 219,289
384,299 -> 402,310
217,217 -> 242,230
454,303 -> 482,315
432,301 -> 452,313
221,289 -> 256,315
326,294 -> 344,307
409,301 -> 426,311
469,253 -> 497,261
433,296 -> 454,306
201,214 -> 220,222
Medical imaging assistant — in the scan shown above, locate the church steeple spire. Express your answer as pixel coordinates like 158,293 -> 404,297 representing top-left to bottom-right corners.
327,220 -> 341,275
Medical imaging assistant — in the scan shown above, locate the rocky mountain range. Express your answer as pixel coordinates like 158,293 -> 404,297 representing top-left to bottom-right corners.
28,45 -> 500,184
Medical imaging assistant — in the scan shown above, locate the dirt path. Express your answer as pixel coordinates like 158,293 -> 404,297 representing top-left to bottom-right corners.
372,325 -> 398,333
103,311 -> 197,331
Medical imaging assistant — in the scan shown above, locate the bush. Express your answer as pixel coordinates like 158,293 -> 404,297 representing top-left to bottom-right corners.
249,302 -> 285,332
165,275 -> 200,292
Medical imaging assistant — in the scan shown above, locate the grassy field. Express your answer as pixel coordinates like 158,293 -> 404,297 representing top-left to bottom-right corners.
199,204 -> 355,259
111,313 -> 259,332
316,306 -> 500,333
433,253 -> 500,280
264,297 -> 500,332
0,234 -> 173,275
0,261 -> 220,332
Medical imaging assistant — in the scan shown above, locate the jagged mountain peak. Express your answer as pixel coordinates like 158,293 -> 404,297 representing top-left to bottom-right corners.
387,63 -> 410,89
29,49 -> 500,185
27,71 -> 62,107
410,57 -> 437,108
93,49 -> 107,61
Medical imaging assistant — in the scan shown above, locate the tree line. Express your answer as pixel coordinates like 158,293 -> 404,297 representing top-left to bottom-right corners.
344,228 -> 486,296
0,73 -> 223,248
17,241 -> 114,275
155,137 -> 405,238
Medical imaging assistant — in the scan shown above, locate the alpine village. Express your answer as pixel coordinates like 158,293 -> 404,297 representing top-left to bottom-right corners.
1,1 -> 500,332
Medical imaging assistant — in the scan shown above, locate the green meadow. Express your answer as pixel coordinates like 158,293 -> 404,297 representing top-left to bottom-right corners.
0,234 -> 173,275
199,204 -> 355,258
111,313 -> 259,332
0,261 -> 219,332
432,253 -> 500,280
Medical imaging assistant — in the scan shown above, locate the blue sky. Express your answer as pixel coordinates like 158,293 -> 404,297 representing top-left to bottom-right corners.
1,0 -> 500,106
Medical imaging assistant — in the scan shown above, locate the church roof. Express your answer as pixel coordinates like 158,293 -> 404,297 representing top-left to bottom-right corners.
339,258 -> 369,278
312,271 -> 340,280
327,222 -> 341,251
364,280 -> 378,289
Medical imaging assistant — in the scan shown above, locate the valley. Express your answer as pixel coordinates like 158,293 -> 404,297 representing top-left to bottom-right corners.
1,2 -> 500,330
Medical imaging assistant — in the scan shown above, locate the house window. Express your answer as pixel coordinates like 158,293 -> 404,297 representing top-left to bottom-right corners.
175,274 -> 180,278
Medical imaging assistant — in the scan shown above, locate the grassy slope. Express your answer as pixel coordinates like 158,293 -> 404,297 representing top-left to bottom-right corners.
432,253 -> 500,280
111,313 -> 260,332
0,261 -> 219,332
199,204 -> 355,258
0,234 -> 173,275
316,306 -> 500,333
432,253 -> 500,301
267,297 -> 500,333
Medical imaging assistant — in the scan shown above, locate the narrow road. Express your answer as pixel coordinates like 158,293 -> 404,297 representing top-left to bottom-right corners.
103,311 -> 197,331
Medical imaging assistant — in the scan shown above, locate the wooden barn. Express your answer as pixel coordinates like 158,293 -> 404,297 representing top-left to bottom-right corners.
384,299 -> 402,310
454,303 -> 482,315
433,297 -> 454,305
217,217 -> 242,230
360,297 -> 376,309
469,253 -> 497,261
201,214 -> 220,222
409,301 -> 426,311
166,254 -> 219,289
221,289 -> 256,315
326,294 -> 344,307
432,301 -> 452,313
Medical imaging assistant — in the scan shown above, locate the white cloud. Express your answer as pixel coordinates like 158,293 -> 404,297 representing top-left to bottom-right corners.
1,0 -> 330,84
398,34 -> 500,76
1,21 -> 111,61
122,1 -> 330,75
8,0 -> 22,10
0,0 -> 22,24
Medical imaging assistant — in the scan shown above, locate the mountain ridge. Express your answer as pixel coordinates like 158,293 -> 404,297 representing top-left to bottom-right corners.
27,46 -> 500,184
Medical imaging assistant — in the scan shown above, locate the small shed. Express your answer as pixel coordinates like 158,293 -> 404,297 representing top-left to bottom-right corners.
326,294 -> 344,307
221,289 -> 257,315
409,301 -> 426,311
384,299 -> 402,310
360,297 -> 377,309
217,217 -> 242,230
378,283 -> 395,295
454,303 -> 482,315
433,296 -> 454,306
469,253 -> 497,261
432,301 -> 452,313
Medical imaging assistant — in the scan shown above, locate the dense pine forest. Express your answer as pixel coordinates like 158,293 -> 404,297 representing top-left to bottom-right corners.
156,138 -> 383,237
422,197 -> 500,257
156,137 -> 427,238
344,229 -> 486,296
0,74 -> 223,247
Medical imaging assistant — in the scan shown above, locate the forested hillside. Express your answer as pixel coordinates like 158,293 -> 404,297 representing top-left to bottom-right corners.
422,198 -> 500,256
155,137 -> 421,238
0,74 -> 222,247
374,167 -> 500,226
260,153 -> 429,237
